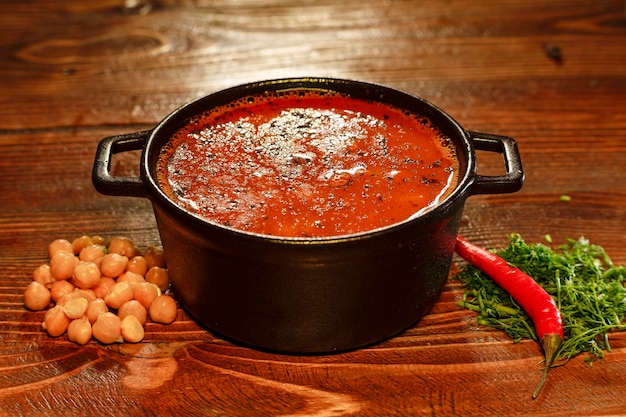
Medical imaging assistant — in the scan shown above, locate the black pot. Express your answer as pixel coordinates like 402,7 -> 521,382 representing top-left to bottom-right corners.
93,77 -> 523,353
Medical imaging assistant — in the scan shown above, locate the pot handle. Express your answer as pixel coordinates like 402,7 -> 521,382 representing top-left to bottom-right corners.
469,131 -> 524,195
92,130 -> 151,198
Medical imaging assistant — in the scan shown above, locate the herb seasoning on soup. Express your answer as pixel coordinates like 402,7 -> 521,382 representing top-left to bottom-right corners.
157,91 -> 458,238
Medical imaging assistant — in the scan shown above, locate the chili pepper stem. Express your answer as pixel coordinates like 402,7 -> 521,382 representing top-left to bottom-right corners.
532,333 -> 563,399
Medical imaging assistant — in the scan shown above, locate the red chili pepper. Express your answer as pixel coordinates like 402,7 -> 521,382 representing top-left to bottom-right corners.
455,235 -> 564,399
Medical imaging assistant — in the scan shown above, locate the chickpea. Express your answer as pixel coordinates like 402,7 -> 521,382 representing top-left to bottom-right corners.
50,280 -> 75,302
67,317 -> 92,345
48,239 -> 73,259
71,235 -> 93,255
62,297 -> 88,320
74,288 -> 96,300
86,298 -> 109,324
91,235 -> 106,246
149,295 -> 177,324
42,305 -> 71,337
73,261 -> 101,289
50,251 -> 79,281
133,282 -> 160,309
145,266 -> 170,292
99,253 -> 128,278
120,315 -> 144,343
23,281 -> 51,311
126,256 -> 148,277
116,271 -> 144,286
108,236 -> 136,259
104,282 -> 134,309
92,277 -> 116,299
118,300 -> 147,325
55,292 -> 73,307
144,245 -> 166,269
79,244 -> 106,263
32,264 -> 54,287
56,288 -> 94,306
92,312 -> 123,344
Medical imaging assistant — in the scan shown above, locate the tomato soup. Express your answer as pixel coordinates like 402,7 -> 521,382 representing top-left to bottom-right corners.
157,91 -> 458,238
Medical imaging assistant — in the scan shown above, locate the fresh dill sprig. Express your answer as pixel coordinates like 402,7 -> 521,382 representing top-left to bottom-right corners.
455,234 -> 626,364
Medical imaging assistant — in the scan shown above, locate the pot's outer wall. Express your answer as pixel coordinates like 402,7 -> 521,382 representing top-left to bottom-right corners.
153,199 -> 465,353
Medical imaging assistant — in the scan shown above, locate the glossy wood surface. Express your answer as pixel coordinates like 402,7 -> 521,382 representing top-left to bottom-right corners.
1,1 -> 626,415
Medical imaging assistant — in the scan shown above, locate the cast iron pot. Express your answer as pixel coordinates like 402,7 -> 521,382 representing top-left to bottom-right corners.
93,77 -> 524,353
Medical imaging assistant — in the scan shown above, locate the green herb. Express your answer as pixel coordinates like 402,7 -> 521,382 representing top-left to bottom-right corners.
455,234 -> 626,364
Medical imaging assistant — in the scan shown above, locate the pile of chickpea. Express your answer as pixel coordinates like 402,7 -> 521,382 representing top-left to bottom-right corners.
24,235 -> 178,345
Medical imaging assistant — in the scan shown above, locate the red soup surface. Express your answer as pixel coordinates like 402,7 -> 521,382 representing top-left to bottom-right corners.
157,91 -> 459,238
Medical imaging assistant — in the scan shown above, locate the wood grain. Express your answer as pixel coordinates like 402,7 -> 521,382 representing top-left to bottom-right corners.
1,0 -> 626,415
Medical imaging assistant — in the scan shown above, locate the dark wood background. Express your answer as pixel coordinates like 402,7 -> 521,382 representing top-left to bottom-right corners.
1,1 -> 625,415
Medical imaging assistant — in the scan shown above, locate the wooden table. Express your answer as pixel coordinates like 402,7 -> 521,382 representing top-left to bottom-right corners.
2,1 -> 625,415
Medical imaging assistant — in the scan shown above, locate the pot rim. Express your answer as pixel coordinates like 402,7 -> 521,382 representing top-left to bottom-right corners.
140,77 -> 477,244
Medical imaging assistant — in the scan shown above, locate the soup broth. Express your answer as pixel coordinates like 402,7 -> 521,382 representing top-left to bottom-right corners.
157,91 -> 458,238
